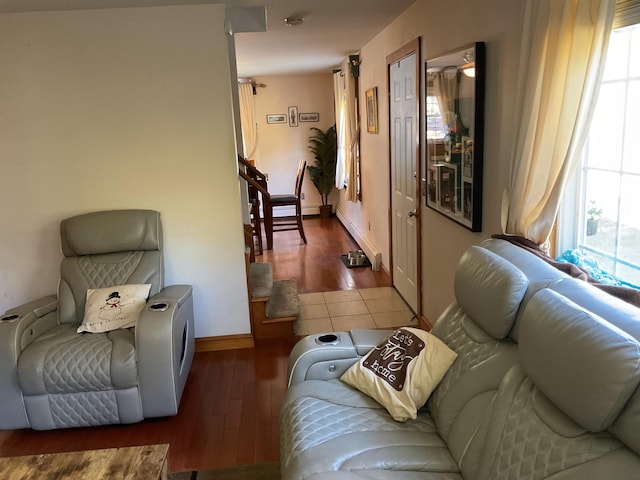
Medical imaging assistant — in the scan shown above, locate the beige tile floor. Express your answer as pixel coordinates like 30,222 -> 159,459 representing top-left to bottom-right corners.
295,287 -> 418,336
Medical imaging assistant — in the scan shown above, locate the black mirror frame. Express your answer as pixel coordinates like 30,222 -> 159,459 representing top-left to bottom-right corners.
425,42 -> 485,232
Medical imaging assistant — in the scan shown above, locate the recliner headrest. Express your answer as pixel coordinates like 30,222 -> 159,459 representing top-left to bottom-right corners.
454,246 -> 529,339
552,278 -> 640,340
520,289 -> 640,432
61,209 -> 161,257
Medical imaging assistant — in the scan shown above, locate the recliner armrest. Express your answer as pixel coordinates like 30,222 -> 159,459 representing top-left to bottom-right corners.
148,284 -> 193,309
286,329 -> 395,388
0,294 -> 59,429
350,328 -> 394,355
2,295 -> 59,353
136,285 -> 195,418
5,295 -> 58,319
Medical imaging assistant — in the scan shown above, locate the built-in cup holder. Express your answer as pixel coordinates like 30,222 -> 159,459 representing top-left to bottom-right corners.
315,333 -> 340,346
1,314 -> 20,322
148,302 -> 169,312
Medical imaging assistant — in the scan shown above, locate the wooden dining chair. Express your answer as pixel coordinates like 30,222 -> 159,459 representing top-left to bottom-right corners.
265,159 -> 307,248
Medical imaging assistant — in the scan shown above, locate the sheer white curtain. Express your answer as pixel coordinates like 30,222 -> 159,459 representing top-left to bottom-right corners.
239,82 -> 258,160
334,58 -> 359,202
501,0 -> 615,244
334,71 -> 347,189
433,69 -> 459,133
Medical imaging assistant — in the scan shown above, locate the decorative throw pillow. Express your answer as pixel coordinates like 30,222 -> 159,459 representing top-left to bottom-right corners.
78,284 -> 152,333
341,327 -> 457,422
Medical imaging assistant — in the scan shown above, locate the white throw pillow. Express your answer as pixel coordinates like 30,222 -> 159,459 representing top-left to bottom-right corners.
78,284 -> 152,333
341,327 -> 457,422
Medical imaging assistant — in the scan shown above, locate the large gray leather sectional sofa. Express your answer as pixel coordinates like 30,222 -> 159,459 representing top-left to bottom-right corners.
280,238 -> 640,479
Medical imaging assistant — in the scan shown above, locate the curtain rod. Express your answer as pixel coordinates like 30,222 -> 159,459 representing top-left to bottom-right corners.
238,79 -> 266,95
238,79 -> 267,88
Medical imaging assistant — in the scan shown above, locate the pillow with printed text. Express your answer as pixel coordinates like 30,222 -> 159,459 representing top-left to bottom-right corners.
341,327 -> 457,421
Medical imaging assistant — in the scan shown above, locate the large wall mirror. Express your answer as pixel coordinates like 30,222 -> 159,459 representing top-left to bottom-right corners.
425,42 -> 485,231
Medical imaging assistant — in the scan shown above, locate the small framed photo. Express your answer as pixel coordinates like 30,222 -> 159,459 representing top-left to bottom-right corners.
299,112 -> 319,122
288,106 -> 299,127
427,167 -> 438,204
439,165 -> 456,213
463,182 -> 472,220
462,136 -> 473,178
266,114 -> 286,124
365,87 -> 378,134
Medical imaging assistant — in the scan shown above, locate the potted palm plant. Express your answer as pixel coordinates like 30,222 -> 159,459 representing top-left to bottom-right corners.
307,125 -> 338,218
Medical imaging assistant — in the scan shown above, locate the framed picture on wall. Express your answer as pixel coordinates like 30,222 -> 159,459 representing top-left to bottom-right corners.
365,87 -> 378,134
299,112 -> 319,122
439,165 -> 456,213
288,106 -> 299,127
463,181 -> 473,221
266,114 -> 287,124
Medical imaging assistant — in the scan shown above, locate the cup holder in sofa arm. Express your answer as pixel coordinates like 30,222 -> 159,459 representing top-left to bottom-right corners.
1,314 -> 20,322
148,302 -> 169,312
287,331 -> 358,387
315,333 -> 340,345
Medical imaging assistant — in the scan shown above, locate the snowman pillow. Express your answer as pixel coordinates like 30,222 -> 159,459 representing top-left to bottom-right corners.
78,284 -> 152,333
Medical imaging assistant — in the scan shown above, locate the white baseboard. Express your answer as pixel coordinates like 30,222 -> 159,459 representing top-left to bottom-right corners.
335,207 -> 382,271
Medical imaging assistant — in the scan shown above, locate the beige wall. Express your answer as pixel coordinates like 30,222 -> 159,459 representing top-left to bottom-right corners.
253,74 -> 335,215
0,5 -> 250,338
337,0 -> 524,322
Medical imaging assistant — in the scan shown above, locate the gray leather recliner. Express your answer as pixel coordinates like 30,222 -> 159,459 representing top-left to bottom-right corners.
0,209 -> 195,430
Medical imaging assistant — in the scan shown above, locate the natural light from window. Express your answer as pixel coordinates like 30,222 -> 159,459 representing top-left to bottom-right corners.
426,96 -> 445,140
570,23 -> 640,286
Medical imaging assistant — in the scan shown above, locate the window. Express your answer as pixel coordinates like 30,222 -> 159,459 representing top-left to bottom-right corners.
426,95 -> 445,139
560,22 -> 640,286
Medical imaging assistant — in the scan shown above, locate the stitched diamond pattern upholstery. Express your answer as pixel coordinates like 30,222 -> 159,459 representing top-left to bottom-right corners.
19,325 -> 137,395
58,251 -> 152,325
281,380 -> 438,469
427,305 -> 518,449
488,378 -> 623,480
77,252 -> 143,287
45,333 -> 111,393
429,308 -> 506,413
50,391 -> 120,428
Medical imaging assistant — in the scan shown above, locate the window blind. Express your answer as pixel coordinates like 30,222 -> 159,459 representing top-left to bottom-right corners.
614,0 -> 640,29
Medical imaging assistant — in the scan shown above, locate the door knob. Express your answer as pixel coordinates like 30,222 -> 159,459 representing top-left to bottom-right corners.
408,210 -> 416,217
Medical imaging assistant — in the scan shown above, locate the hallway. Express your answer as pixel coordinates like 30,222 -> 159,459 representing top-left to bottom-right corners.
256,216 -> 391,293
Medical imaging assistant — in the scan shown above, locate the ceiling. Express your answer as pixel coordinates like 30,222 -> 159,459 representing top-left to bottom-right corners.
0,0 -> 416,77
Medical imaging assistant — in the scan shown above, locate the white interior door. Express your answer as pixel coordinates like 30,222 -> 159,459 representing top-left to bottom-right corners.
390,52 -> 419,313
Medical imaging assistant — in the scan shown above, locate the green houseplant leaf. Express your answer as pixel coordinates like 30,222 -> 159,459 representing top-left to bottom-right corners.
307,125 -> 337,206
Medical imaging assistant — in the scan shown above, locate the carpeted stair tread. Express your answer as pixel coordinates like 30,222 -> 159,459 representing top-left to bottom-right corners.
265,279 -> 299,319
250,262 -> 273,299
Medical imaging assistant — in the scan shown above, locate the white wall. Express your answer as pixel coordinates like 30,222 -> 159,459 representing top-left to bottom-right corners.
253,74 -> 335,216
0,5 -> 251,338
337,0 -> 524,322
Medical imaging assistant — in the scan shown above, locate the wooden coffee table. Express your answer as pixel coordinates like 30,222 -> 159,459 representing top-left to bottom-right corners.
0,444 -> 169,479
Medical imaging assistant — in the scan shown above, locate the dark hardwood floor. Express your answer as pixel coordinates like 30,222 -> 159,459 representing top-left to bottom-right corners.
0,216 -> 391,473
258,216 -> 391,291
